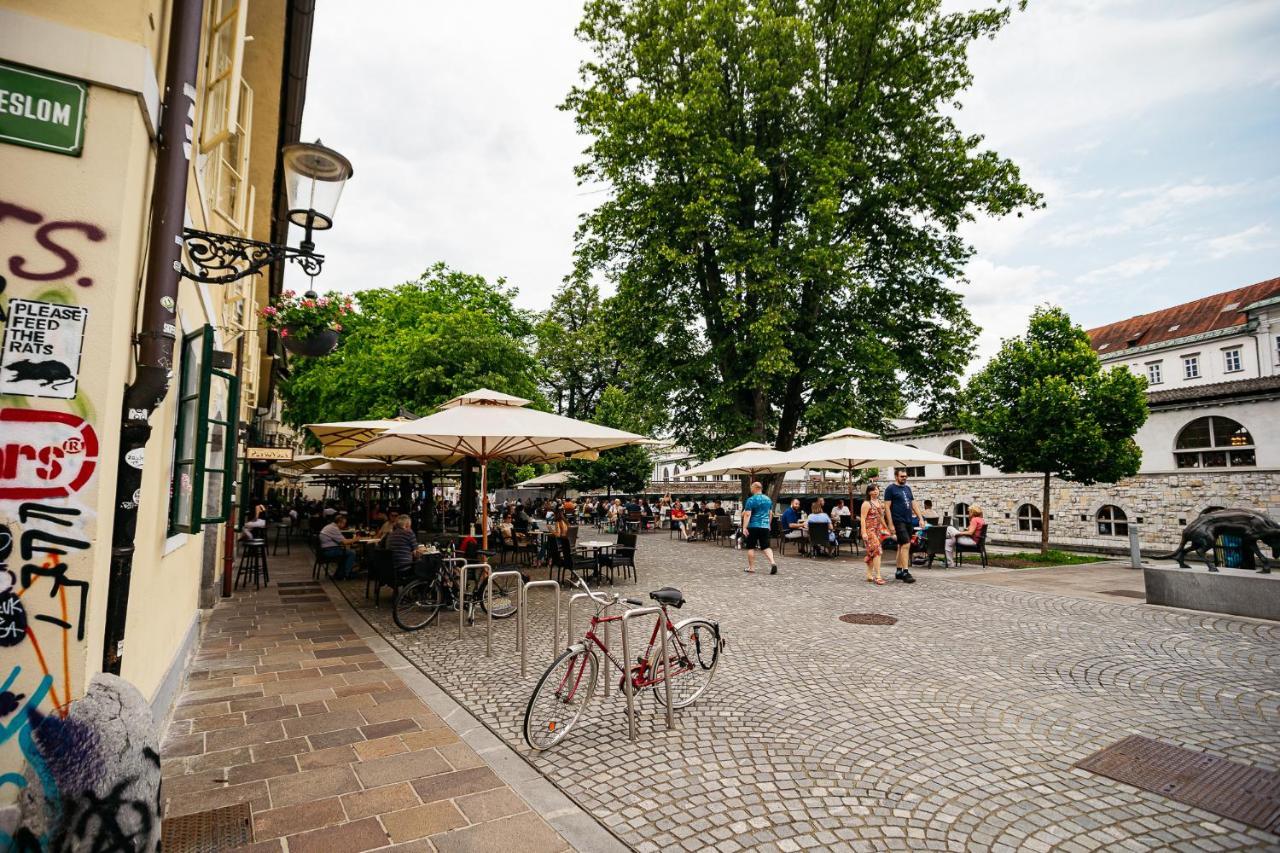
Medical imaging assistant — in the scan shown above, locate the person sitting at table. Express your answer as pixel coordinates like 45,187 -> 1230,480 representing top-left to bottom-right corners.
944,506 -> 986,568
387,515 -> 419,572
922,499 -> 940,525
805,498 -> 838,552
376,510 -> 400,540
241,504 -> 268,541
319,513 -> 358,580
780,498 -> 806,542
831,499 -> 851,522
670,501 -> 690,540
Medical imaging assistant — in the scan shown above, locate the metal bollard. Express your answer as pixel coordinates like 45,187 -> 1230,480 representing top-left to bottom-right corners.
485,570 -> 524,657
1128,524 -> 1143,569
519,580 -> 560,678
620,606 -> 675,742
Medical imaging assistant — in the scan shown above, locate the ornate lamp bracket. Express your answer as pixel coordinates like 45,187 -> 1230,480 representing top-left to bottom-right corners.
179,227 -> 325,284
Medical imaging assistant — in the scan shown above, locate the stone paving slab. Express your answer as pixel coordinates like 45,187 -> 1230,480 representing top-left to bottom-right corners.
158,557 -> 574,852
334,532 -> 1280,851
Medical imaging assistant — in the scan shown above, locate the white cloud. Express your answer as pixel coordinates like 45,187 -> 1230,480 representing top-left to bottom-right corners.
1203,223 -> 1274,259
957,259 -> 1065,370
1046,181 -> 1242,248
1075,253 -> 1173,285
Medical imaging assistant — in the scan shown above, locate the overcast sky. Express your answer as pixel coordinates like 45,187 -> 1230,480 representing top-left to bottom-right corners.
287,0 -> 1280,367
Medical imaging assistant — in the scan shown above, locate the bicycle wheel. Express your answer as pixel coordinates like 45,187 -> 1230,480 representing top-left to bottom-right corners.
650,619 -> 720,709
393,580 -> 445,631
481,575 -> 518,620
523,646 -> 598,750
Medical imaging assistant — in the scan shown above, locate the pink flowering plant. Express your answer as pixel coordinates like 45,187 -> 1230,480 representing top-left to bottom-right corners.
259,290 -> 353,339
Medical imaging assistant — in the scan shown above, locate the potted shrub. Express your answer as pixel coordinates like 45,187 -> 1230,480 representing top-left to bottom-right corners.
260,290 -> 352,356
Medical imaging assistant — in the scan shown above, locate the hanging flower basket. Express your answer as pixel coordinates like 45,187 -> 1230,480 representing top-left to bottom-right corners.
281,325 -> 339,356
260,290 -> 352,358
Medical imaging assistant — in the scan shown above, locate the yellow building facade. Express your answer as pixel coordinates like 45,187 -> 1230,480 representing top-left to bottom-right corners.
0,0 -> 311,820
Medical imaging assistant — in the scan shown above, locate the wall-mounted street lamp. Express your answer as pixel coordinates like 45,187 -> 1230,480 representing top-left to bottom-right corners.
179,140 -> 354,284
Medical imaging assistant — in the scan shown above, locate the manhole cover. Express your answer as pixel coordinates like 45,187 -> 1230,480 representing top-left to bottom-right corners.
161,802 -> 252,852
1075,735 -> 1280,833
1101,589 -> 1146,599
839,613 -> 897,625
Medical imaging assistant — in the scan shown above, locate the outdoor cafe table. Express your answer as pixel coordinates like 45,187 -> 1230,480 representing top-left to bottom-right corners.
576,539 -> 616,584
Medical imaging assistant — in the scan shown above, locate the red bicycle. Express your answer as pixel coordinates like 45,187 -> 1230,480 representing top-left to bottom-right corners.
523,577 -> 723,750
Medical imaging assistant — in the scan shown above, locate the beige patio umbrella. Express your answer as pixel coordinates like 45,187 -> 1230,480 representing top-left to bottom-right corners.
305,418 -> 408,458
350,388 -> 649,548
517,471 -> 571,488
674,441 -> 795,480
758,427 -> 962,509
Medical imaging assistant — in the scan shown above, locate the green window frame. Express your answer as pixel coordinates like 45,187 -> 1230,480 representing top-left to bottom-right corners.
169,325 -> 239,534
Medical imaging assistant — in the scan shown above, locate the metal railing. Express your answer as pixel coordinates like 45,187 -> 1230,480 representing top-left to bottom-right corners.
519,580 -> 560,678
458,562 -> 488,639
620,605 -> 675,742
486,570 -> 524,657
565,590 -> 613,696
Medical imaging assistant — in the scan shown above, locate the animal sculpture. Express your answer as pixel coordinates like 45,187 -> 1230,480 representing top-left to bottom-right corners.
1159,508 -> 1279,573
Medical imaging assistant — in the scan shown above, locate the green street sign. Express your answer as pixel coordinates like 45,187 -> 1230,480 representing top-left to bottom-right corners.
0,61 -> 87,157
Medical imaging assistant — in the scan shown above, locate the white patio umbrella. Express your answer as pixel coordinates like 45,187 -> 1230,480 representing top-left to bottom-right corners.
517,471 -> 571,488
674,441 -> 795,480
350,388 -> 650,548
759,427 -> 963,509
305,418 -> 408,458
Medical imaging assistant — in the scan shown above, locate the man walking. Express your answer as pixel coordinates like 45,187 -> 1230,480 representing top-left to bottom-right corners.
741,481 -> 778,574
883,469 -> 922,583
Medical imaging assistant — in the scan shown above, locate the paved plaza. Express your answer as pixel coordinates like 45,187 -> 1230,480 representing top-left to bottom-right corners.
331,533 -> 1280,852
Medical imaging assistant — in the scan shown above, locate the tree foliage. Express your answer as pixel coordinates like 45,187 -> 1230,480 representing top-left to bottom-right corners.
566,0 -> 1041,461
534,280 -> 619,420
960,306 -> 1148,553
278,263 -> 543,432
566,386 -> 656,494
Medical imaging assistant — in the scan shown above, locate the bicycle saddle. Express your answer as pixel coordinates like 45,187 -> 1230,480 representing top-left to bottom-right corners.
649,587 -> 684,608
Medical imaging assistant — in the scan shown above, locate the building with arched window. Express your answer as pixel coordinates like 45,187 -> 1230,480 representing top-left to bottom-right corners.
883,276 -> 1280,553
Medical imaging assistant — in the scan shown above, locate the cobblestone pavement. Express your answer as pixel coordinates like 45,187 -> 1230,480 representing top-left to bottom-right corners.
336,533 -> 1280,852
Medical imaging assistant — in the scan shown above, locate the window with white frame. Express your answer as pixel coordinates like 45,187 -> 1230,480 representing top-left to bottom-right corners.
943,440 -> 980,477
1017,503 -> 1042,532
1182,354 -> 1200,379
1223,348 -> 1242,373
1146,361 -> 1162,385
1096,505 -> 1128,537
1174,416 -> 1255,469
952,503 -> 970,527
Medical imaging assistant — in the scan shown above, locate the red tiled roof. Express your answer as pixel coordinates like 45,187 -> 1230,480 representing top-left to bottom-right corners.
1087,276 -> 1280,353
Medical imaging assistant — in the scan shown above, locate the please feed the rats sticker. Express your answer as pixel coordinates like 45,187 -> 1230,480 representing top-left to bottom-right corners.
0,298 -> 89,400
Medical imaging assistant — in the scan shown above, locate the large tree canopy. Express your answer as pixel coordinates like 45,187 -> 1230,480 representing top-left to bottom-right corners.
567,0 -> 1041,461
961,306 -> 1148,554
278,263 -> 543,430
534,279 -> 619,420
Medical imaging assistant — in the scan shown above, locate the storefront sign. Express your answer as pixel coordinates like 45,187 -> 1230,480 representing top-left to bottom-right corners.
245,447 -> 294,461
0,299 -> 89,400
0,62 -> 88,156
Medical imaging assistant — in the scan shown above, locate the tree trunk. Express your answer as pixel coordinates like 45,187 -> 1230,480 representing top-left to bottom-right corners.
1041,471 -> 1051,556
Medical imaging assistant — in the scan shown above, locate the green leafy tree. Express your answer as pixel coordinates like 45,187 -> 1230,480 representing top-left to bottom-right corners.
961,306 -> 1148,554
279,263 -> 544,431
534,280 -> 619,419
566,386 -> 655,495
566,0 -> 1041,465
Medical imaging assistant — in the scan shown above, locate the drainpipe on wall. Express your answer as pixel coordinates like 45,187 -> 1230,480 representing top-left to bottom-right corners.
102,0 -> 203,675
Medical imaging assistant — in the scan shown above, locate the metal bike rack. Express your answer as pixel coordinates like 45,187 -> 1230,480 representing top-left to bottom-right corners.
486,570 -> 524,658
566,589 -> 614,696
620,605 -> 675,742
519,580 -> 560,678
458,562 -> 488,639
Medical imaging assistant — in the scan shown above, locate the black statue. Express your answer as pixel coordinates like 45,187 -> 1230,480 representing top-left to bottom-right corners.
1159,508 -> 1280,573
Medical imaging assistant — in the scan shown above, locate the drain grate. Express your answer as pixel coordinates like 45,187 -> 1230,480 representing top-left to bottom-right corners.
1075,735 -> 1280,834
1101,589 -> 1146,599
161,803 -> 253,852
839,613 -> 898,626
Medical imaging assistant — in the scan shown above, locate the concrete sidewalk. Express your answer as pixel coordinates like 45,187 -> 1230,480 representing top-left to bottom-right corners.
158,550 -> 579,852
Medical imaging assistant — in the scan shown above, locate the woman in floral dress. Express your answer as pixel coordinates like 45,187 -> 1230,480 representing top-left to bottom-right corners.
860,482 -> 891,585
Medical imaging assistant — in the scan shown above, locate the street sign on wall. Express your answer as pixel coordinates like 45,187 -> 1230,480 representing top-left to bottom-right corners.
245,447 -> 294,461
0,61 -> 87,156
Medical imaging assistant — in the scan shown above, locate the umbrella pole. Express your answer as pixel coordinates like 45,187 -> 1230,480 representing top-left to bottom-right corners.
480,458 -> 489,550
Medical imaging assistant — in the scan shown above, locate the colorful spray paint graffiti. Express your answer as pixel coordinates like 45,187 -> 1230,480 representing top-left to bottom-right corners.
2,199 -> 158,850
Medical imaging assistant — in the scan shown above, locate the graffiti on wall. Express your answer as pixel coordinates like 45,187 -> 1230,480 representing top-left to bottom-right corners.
0,196 -> 156,849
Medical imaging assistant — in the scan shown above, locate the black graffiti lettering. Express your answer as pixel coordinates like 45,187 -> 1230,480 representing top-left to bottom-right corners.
20,563 -> 89,641
20,529 -> 90,560
34,614 -> 72,630
65,777 -> 157,853
0,522 -> 11,563
19,502 -> 80,528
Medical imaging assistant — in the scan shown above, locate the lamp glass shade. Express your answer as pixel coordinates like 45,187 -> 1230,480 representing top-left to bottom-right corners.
283,141 -> 353,230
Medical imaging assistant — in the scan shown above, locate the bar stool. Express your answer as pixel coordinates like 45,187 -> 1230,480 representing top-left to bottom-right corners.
236,535 -> 270,590
273,520 -> 291,555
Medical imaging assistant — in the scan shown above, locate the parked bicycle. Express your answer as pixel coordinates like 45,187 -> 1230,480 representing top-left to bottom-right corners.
393,551 -> 518,631
523,577 -> 723,750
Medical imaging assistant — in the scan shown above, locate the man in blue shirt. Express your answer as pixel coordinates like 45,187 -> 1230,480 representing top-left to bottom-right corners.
780,498 -> 805,542
883,469 -> 923,583
741,481 -> 778,575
